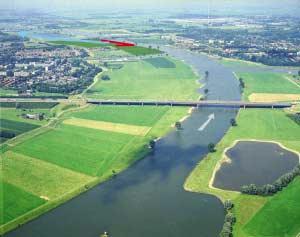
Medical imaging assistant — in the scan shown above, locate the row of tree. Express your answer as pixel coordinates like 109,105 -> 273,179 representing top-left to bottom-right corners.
219,200 -> 236,237
241,164 -> 300,196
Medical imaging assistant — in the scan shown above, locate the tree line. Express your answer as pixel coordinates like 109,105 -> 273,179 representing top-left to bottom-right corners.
241,164 -> 300,196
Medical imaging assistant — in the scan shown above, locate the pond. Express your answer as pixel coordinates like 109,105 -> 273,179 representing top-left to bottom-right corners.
213,141 -> 299,191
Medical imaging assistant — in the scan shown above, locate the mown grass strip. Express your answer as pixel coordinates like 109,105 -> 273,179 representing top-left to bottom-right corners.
63,118 -> 151,136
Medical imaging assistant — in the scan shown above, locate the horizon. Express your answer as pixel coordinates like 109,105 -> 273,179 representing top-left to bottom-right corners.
1,0 -> 300,16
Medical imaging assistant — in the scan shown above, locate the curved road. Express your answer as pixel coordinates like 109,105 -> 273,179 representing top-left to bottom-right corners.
5,47 -> 241,237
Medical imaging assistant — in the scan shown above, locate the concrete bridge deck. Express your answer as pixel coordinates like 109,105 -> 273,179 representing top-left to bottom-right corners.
0,98 -> 293,109
87,99 -> 292,109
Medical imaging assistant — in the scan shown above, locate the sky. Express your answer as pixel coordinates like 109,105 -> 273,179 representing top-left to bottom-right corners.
1,0 -> 299,15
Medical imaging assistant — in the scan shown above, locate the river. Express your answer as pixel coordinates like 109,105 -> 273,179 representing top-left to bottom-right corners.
5,47 -> 241,237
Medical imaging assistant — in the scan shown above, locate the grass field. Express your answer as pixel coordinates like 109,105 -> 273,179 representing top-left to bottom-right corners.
238,72 -> 300,101
220,58 -> 264,68
0,119 -> 40,134
49,40 -> 106,48
117,46 -> 161,56
2,152 -> 93,200
0,182 -> 45,225
86,57 -> 200,100
243,177 -> 300,237
249,93 -> 300,102
143,57 -> 176,68
63,118 -> 151,136
71,105 -> 169,126
13,124 -> 137,176
184,109 -> 300,236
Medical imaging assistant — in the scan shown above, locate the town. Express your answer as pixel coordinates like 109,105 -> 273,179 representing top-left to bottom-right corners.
0,32 -> 101,96
165,15 -> 300,66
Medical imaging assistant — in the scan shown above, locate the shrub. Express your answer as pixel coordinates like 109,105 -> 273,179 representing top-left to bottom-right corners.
208,143 -> 216,153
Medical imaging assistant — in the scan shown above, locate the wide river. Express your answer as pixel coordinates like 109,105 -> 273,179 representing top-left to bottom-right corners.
6,47 -> 241,237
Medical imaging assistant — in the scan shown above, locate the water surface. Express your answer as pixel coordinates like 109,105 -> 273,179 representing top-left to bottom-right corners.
213,141 -> 299,191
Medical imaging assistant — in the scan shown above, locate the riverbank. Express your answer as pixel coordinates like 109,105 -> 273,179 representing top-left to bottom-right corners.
184,108 -> 300,236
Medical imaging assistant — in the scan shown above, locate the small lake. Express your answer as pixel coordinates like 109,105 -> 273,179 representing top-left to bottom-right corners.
213,141 -> 299,191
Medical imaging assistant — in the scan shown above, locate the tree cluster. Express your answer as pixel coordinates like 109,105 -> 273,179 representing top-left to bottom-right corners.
241,164 -> 300,196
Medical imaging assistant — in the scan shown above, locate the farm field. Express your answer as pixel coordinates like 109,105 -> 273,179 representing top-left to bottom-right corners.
0,108 -> 51,144
1,104 -> 188,233
237,72 -> 300,101
71,105 -> 169,126
86,57 -> 200,100
2,151 -> 93,200
12,123 -> 137,176
243,177 -> 300,237
0,182 -> 45,225
144,57 -> 176,68
184,109 -> 300,237
116,46 -> 161,56
49,40 -> 106,48
63,118 -> 151,136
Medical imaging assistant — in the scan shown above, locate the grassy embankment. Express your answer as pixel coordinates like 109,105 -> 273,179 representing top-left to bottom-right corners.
185,68 -> 300,237
237,72 -> 300,102
86,57 -> 200,100
1,57 -> 200,234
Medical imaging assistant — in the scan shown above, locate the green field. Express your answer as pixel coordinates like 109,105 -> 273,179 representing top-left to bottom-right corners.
243,177 -> 300,237
0,182 -> 45,225
238,72 -> 300,100
143,57 -> 176,68
0,119 -> 40,134
71,105 -> 169,126
49,40 -> 106,48
86,57 -> 200,100
117,46 -> 161,56
13,124 -> 137,176
185,109 -> 300,237
2,152 -> 93,200
220,58 -> 264,69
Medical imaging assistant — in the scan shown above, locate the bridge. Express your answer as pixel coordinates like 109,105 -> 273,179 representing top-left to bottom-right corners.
87,99 -> 292,109
0,98 -> 292,109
